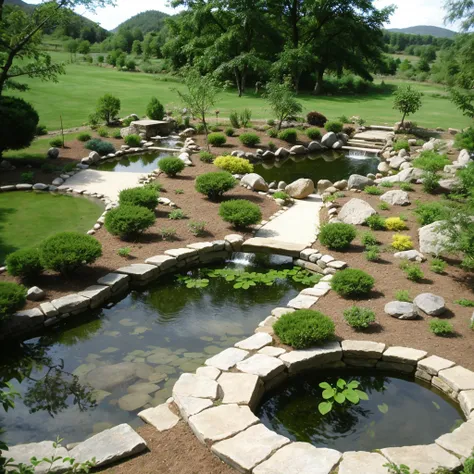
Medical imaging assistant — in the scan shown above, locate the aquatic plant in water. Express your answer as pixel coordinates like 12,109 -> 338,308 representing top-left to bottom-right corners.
318,379 -> 369,415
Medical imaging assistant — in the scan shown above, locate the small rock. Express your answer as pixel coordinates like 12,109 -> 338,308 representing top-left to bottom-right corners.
27,286 -> 45,301
385,301 -> 418,320
317,179 -> 333,193
413,293 -> 446,316
393,250 -> 426,262
47,147 -> 59,159
347,174 -> 373,190
380,190 -> 410,206
241,173 -> 269,192
338,198 -> 376,225
285,178 -> 314,199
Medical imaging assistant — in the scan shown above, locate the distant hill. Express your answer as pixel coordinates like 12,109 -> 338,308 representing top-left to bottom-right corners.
388,25 -> 456,38
4,0 -> 34,11
112,10 -> 170,34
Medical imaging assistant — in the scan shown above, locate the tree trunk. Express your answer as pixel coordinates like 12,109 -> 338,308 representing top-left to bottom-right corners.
202,116 -> 210,152
234,69 -> 243,97
401,111 -> 407,127
312,68 -> 325,95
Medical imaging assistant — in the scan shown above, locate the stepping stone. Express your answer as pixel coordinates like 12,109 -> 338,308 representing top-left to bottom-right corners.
236,354 -> 285,381
212,424 -> 290,473
172,373 -> 218,400
51,294 -> 89,314
218,372 -> 263,408
458,391 -> 474,417
384,301 -> 418,320
417,355 -> 455,376
382,444 -> 461,474
188,404 -> 259,444
258,346 -> 286,357
174,395 -> 213,421
205,348 -> 249,371
341,340 -> 385,359
7,441 -> 68,474
144,255 -> 177,271
339,451 -> 390,474
116,264 -> 159,281
301,287 -> 328,297
138,403 -> 180,432
438,365 -> 474,394
196,366 -> 221,380
235,333 -> 273,351
287,294 -> 318,309
253,442 -> 341,474
413,293 -> 446,316
382,347 -> 427,365
69,424 -> 147,468
436,418 -> 474,460
97,272 -> 129,292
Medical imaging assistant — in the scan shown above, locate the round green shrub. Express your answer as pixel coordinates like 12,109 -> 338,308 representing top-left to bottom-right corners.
199,151 -> 214,163
146,97 -> 165,120
159,157 -> 186,177
105,205 -> 156,240
119,186 -> 158,210
214,156 -> 253,174
278,128 -> 298,144
0,282 -> 27,321
267,128 -> 278,138
207,132 -> 227,147
319,223 -> 356,250
429,318 -> 454,337
219,200 -> 262,228
85,138 -> 116,156
77,132 -> 92,142
331,269 -> 375,298
225,127 -> 235,137
195,172 -> 237,201
325,121 -> 343,133
343,306 -> 376,329
6,248 -> 43,279
306,128 -> 322,140
365,214 -> 386,230
97,126 -> 109,138
49,137 -> 63,148
36,124 -> 48,136
40,232 -> 102,275
124,134 -> 141,147
239,133 -> 261,147
273,310 -> 335,349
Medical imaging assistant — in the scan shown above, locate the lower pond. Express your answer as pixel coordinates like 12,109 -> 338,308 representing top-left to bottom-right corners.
95,151 -> 170,173
257,370 -> 464,452
0,255 -> 307,445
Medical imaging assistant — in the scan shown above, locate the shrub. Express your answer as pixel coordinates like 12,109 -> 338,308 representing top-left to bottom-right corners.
365,214 -> 386,230
385,217 -> 406,231
365,185 -> 383,195
225,127 -> 235,137
430,319 -> 454,337
307,111 -> 327,127
36,124 -> 48,136
365,246 -> 381,262
6,248 -> 43,279
454,127 -> 474,152
20,172 -> 34,183
393,140 -> 410,152
219,200 -> 262,228
105,205 -> 155,239
343,126 -> 355,137
119,186 -> 158,210
319,223 -> 356,250
412,151 -> 450,172
160,227 -> 177,241
112,129 -> 122,139
331,269 -> 375,298
430,258 -> 447,274
399,182 -> 413,192
379,202 -> 390,211
229,110 -> 240,128
273,191 -> 290,202
195,123 -> 205,134
214,156 -> 253,174
267,119 -> 275,126
343,306 -> 376,330
413,201 -> 449,225
49,137 -> 63,148
273,310 -> 335,349
144,182 -> 163,193
392,234 -> 414,250
78,132 -> 92,142
169,209 -> 186,220
124,134 -> 141,147
0,282 -> 27,320
41,163 -> 55,174
188,220 -> 206,236
146,97 -> 165,120
338,114 -> 349,123
278,128 -> 297,144
117,247 -> 131,258
380,181 -> 394,188
360,231 -> 378,247
95,93 -> 120,124
40,232 -> 102,275
240,108 -> 252,127
400,261 -> 424,282
239,132 -> 260,147
422,171 -> 440,194
268,141 -> 277,151
325,121 -> 343,133
195,172 -> 237,201
454,298 -> 474,307
306,128 -> 322,140
199,151 -> 214,163
207,132 -> 227,147
395,290 -> 412,302
97,126 -> 109,138
267,128 -> 278,138
85,138 -> 115,155
159,157 -> 186,177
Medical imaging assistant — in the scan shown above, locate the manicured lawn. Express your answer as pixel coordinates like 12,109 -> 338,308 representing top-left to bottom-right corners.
8,52 -> 471,130
0,192 -> 103,263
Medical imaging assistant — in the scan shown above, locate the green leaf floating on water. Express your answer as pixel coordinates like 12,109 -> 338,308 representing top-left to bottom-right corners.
432,401 -> 441,410
322,388 -> 335,399
378,403 -> 389,414
318,401 -> 333,415
334,393 -> 346,404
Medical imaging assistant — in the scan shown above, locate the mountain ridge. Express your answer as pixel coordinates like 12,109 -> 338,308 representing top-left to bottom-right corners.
111,10 -> 170,33
388,25 -> 456,38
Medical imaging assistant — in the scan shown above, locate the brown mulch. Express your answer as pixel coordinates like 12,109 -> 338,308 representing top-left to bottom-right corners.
99,423 -> 236,474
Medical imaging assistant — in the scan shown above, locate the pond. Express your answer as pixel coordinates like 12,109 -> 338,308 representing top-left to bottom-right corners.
257,370 -> 464,452
0,255 -> 310,446
254,151 -> 379,185
95,151 -> 174,173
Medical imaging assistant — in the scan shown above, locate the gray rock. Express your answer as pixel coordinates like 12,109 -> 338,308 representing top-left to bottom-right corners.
378,161 -> 390,173
116,263 -> 160,281
241,173 -> 269,192
86,362 -> 139,391
234,332 -> 272,351
333,179 -> 347,190
172,373 -> 218,400
217,372 -> 263,407
52,177 -> 64,186
89,151 -> 101,163
290,145 -> 307,155
33,183 -> 49,191
79,285 -> 112,309
341,340 -> 385,359
97,272 -> 129,292
262,151 -> 275,160
382,346 -> 427,365
380,190 -> 410,206
16,184 -> 33,190
321,132 -> 338,148
7,441 -> 68,474
339,451 -> 390,474
308,141 -> 324,152
457,149 -> 471,166
317,179 -> 333,193
338,198 -> 376,225
275,147 -> 290,158
414,293 -> 446,316
438,178 -> 460,192
51,294 -> 89,314
332,140 -> 343,149
385,301 -> 418,320
347,174 -> 373,190
27,286 -> 45,301
393,249 -> 426,262
418,221 -> 450,255
285,178 -> 314,199
205,347 -> 249,371
138,403 -> 180,432
47,147 -> 59,159
236,353 -> 285,381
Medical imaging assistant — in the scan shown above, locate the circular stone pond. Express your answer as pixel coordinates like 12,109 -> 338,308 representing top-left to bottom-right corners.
0,255 -> 316,445
257,369 -> 465,452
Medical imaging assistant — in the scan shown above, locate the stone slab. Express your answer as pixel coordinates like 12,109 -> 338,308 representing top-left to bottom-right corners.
459,390 -> 474,417
242,238 -> 307,258
172,373 -> 219,400
196,366 -> 221,380
417,355 -> 455,376
138,404 -> 180,432
376,361 -> 415,374
144,255 -> 177,271
436,418 -> 474,459
382,346 -> 427,365
234,333 -> 273,351
236,354 -> 286,381
51,294 -> 90,314
97,272 -> 130,292
188,404 -> 259,444
258,346 -> 287,357
69,423 -> 147,468
116,264 -> 159,281
253,442 -> 341,474
287,294 -> 318,309
432,376 -> 457,398
205,348 -> 249,371
300,287 -> 329,297
218,372 -> 263,408
341,340 -> 385,359
211,424 -> 290,473
79,285 -> 111,309
271,307 -> 295,318
279,342 -> 342,374
174,395 -> 213,421
438,365 -> 474,393
164,248 -> 198,260
339,451 -> 390,474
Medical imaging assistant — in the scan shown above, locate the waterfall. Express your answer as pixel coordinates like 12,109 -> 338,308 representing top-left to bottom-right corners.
228,252 -> 292,268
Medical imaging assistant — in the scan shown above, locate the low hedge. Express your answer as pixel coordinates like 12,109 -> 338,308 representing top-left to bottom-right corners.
207,132 -> 227,147
119,186 -> 158,210
306,128 -> 322,140
0,282 -> 27,321
319,223 -> 356,250
105,205 -> 156,240
331,269 -> 375,298
159,157 -> 186,177
219,200 -> 262,228
239,133 -> 261,147
195,172 -> 237,201
278,128 -> 298,144
6,248 -> 43,279
214,156 -> 253,174
325,121 -> 343,133
85,138 -> 115,156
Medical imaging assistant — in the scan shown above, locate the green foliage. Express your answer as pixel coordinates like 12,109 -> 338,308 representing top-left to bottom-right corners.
319,223 -> 356,250
461,454 -> 474,474
454,298 -> 474,307
214,156 -> 253,174
379,202 -> 390,211
119,186 -> 158,210
159,157 -> 186,177
41,163 -> 55,174
412,151 -> 450,172
268,141 -> 277,151
111,128 -> 122,139
343,306 -> 376,329
384,462 -> 420,474
199,151 -> 214,163
144,182 -> 163,193
380,181 -> 394,188
6,248 -> 43,279
325,121 -> 343,133
85,138 -> 115,156
225,127 -> 235,137
273,310 -> 335,349
365,246 -> 381,262
307,111 -> 327,127
430,319 -> 454,337
175,189 -> 184,194
392,234 -> 414,250
361,231 -> 378,247
393,84 -> 423,124
188,220 -> 206,236
399,260 -> 424,282
265,79 -> 303,130
413,201 -> 449,225
306,128 -> 322,140
229,110 -> 240,128
49,137 -> 63,148
422,171 -> 440,194
207,132 -> 227,146
430,258 -> 447,274
124,134 -> 141,147
40,232 -> 102,275
395,290 -> 412,302
365,185 -> 383,195
36,124 -> 48,136
385,217 -> 407,231
267,128 -> 278,138
117,247 -> 131,258
318,379 -> 369,415
20,172 -> 34,183
105,205 -> 155,240
399,182 -> 413,192
195,172 -> 237,201
168,209 -> 186,220
97,126 -> 109,138
240,108 -> 252,127
273,191 -> 290,202
278,128 -> 298,144
219,200 -> 262,228
393,140 -> 410,152
331,269 -> 375,298
146,97 -> 165,120
0,282 -> 27,321
160,227 -> 177,240
95,94 -> 121,125
77,132 -> 92,142
365,214 -> 386,230
455,127 -> 474,152
239,132 -> 261,147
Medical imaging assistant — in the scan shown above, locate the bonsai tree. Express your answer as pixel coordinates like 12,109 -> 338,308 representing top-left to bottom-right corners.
393,85 -> 423,127
95,94 -> 121,125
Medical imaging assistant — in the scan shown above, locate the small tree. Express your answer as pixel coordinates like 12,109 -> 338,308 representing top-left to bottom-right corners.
77,40 -> 91,55
67,39 -> 79,62
95,94 -> 121,125
132,40 -> 142,56
264,78 -> 303,130
175,68 -> 220,151
393,85 -> 423,126
146,97 -> 165,120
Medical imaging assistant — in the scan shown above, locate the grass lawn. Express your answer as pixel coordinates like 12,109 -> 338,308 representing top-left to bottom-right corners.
0,192 -> 103,263
8,51 -> 471,131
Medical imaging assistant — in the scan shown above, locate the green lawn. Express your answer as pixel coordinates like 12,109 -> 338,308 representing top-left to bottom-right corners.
8,52 -> 472,131
0,192 -> 103,263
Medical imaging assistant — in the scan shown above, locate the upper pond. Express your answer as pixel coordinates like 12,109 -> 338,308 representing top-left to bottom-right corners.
96,151 -> 172,173
0,255 -> 305,445
257,370 -> 464,452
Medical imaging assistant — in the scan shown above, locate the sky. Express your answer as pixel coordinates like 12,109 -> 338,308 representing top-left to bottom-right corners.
29,0 -> 456,32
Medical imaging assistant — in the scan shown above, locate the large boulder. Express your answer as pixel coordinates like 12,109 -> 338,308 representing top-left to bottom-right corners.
47,147 -> 59,160
317,179 -> 333,193
89,151 -> 101,163
333,180 -> 347,190
393,250 -> 426,262
438,178 -> 460,193
321,132 -> 337,148
380,190 -> 410,206
290,145 -> 307,155
275,147 -> 290,158
347,174 -> 374,190
457,149 -> 471,166
308,141 -> 324,152
285,178 -> 315,199
338,198 -> 376,225
418,221 -> 450,255
413,293 -> 446,316
241,173 -> 269,192
389,156 -> 406,170
378,161 -> 390,174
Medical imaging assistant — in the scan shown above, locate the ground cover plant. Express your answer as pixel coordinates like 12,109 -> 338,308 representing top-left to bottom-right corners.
430,319 -> 454,337
412,151 -> 450,172
319,223 -> 356,250
343,306 -> 376,329
365,214 -> 386,230
399,260 -> 424,282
